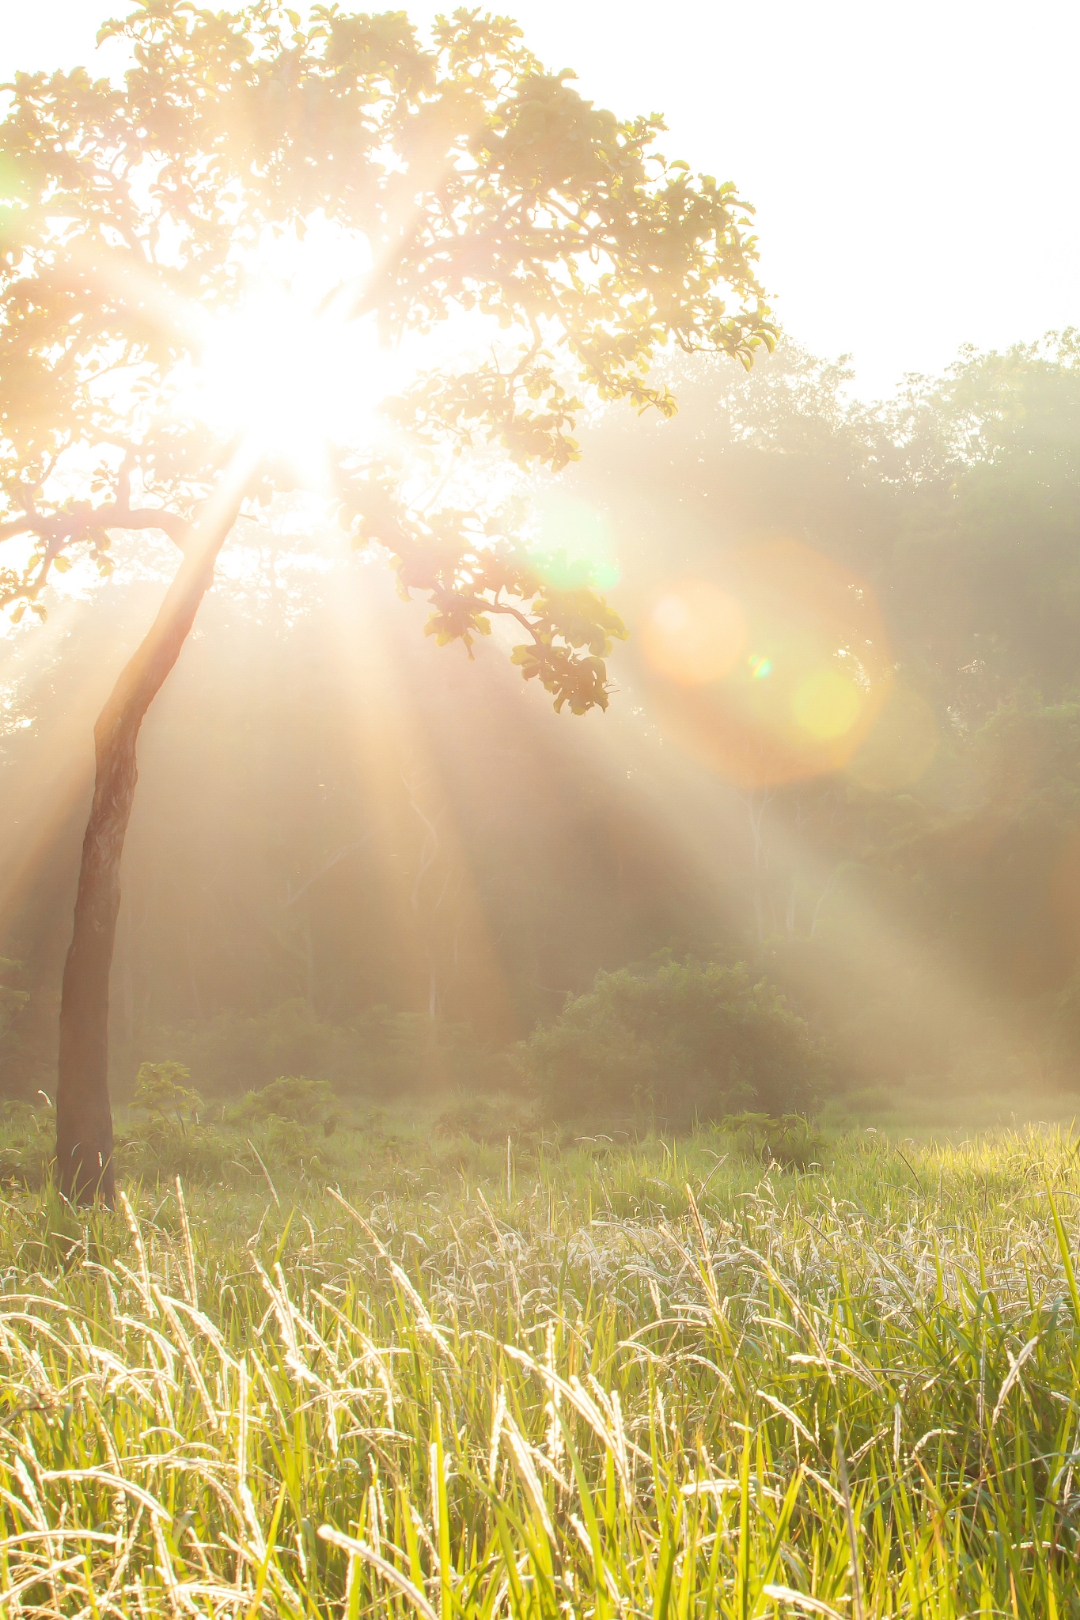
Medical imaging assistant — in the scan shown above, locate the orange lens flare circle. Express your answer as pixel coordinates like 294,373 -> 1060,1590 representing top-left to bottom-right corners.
642,581 -> 747,686
641,539 -> 892,788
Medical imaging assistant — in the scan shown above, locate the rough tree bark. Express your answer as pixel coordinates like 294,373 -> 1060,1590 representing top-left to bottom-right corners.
56,479 -> 246,1204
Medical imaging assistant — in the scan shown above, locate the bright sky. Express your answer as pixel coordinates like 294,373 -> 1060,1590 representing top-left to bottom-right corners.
4,0 -> 1078,398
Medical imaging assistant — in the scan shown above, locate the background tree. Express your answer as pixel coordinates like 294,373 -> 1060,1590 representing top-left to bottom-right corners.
517,957 -> 823,1128
0,2 -> 772,1199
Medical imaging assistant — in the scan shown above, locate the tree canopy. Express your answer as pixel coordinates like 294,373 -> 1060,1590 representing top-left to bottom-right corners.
0,0 -> 773,712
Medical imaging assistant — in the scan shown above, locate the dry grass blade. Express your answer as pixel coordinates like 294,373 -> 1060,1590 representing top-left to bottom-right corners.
763,1585 -> 849,1620
317,1525 -> 439,1620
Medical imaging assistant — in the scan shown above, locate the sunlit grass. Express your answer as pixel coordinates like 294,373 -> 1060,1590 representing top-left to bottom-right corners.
2,1122 -> 1080,1615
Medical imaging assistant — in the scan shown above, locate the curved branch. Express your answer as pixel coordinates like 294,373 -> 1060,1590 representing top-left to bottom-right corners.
438,584 -> 547,647
484,595 -> 546,644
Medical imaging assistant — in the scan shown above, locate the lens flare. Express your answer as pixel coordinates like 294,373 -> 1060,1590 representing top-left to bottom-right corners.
793,667 -> 864,740
529,490 -> 621,590
641,538 -> 891,787
641,580 -> 747,686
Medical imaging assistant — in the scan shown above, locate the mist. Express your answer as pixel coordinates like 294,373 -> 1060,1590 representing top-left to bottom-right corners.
4,335 -> 1080,1127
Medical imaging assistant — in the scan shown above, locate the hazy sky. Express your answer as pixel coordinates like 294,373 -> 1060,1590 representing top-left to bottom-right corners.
4,0 -> 1078,398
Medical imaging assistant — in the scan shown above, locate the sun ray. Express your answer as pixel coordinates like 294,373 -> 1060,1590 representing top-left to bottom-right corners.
319,556 -> 519,1047
465,561 -> 1054,1092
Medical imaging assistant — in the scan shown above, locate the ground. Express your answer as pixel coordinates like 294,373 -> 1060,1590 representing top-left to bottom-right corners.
1,1112 -> 1079,1616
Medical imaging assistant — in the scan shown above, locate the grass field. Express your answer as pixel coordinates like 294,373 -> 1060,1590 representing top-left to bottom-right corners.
3,1115 -> 1080,1617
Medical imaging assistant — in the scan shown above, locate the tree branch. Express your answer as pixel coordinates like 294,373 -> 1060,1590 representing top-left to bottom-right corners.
483,594 -> 546,644
103,506 -> 191,550
0,503 -> 190,552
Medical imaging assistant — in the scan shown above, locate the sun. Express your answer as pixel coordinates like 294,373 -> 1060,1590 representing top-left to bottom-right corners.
173,215 -> 415,491
183,285 -> 403,489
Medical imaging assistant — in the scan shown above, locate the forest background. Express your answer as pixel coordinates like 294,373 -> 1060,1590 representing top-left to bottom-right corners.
4,331 -> 1080,1119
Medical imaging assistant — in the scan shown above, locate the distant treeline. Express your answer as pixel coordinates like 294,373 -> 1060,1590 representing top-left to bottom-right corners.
5,334 -> 1080,1108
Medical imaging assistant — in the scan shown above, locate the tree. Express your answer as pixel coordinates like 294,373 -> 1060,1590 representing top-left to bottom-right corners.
0,1 -> 773,1202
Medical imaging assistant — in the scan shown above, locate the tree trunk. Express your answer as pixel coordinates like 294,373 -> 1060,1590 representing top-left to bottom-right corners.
56,477 -> 246,1204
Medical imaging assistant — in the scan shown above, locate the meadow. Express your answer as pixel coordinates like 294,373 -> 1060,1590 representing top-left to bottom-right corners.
2,1115 -> 1080,1616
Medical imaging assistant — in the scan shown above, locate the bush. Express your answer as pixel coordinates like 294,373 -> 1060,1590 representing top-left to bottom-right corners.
225,1075 -> 336,1129
131,999 -> 505,1099
115,1116 -> 235,1185
726,1111 -> 827,1172
133,1061 -> 203,1123
0,959 -> 44,1104
0,1099 -> 52,1187
434,1093 -> 539,1144
517,958 -> 825,1128
126,1002 -> 350,1098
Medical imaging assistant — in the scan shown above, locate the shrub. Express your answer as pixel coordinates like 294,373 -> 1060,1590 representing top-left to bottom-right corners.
115,1116 -> 234,1185
225,1075 -> 336,1129
0,1098 -> 51,1187
129,1002 -> 350,1098
726,1111 -> 827,1172
133,999 -> 505,1099
434,1093 -> 539,1144
517,958 -> 825,1128
132,1061 -> 203,1124
0,960 -> 42,1104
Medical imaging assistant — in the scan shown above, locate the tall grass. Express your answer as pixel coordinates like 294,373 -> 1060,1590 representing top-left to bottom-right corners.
1,1122 -> 1080,1616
